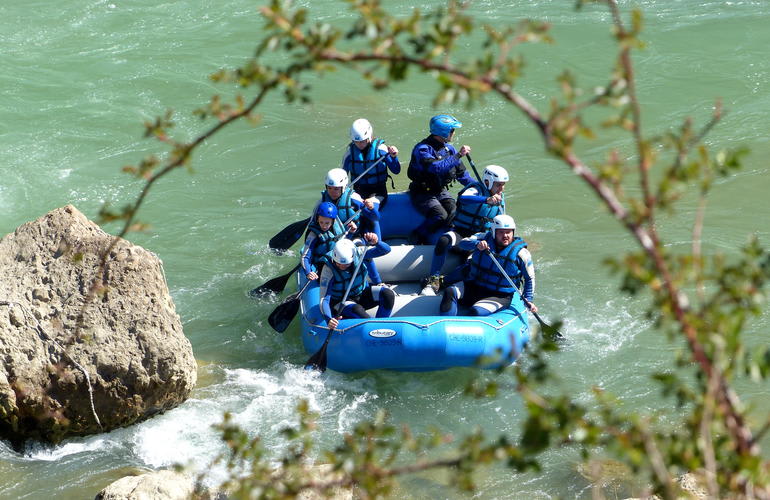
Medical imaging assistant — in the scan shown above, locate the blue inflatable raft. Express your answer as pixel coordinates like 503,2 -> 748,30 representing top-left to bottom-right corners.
298,192 -> 531,373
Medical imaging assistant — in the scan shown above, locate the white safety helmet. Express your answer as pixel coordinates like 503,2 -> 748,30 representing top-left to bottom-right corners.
491,214 -> 516,234
482,165 -> 509,190
325,168 -> 349,188
349,118 -> 373,142
332,239 -> 356,265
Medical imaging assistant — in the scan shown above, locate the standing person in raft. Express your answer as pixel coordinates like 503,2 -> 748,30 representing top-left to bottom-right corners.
439,214 -> 537,317
420,164 -> 509,295
342,118 -> 400,210
301,202 -> 351,282
407,114 -> 473,245
320,237 -> 396,330
319,168 -> 388,284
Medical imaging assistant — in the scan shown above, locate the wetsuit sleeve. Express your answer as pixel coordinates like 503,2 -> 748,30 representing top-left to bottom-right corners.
348,193 -> 364,222
360,204 -> 379,222
341,147 -> 353,173
414,143 -> 462,176
456,169 -> 473,187
457,232 -> 485,252
518,247 -> 536,302
364,239 -> 391,260
319,265 -> 335,322
378,142 -> 401,175
458,186 -> 487,204
301,234 -> 319,274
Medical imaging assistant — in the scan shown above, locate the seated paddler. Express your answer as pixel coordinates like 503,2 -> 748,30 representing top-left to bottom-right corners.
406,114 -> 473,244
342,118 -> 401,210
301,201 -> 351,281
319,167 -> 387,284
319,237 -> 396,331
440,214 -> 538,317
420,164 -> 509,295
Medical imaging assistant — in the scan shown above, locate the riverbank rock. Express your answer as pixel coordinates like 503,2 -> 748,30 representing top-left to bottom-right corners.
95,470 -> 202,500
0,205 -> 196,446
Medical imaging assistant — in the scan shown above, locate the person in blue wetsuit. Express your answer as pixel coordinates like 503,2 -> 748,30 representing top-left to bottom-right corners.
407,114 -> 473,244
301,202 -> 352,281
319,168 -> 388,284
319,237 -> 396,331
439,214 -> 538,316
342,118 -> 400,210
420,165 -> 508,295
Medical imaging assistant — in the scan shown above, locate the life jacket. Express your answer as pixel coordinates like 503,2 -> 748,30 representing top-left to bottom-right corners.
348,138 -> 387,186
453,182 -> 505,234
327,248 -> 369,300
407,137 -> 466,195
467,234 -> 527,294
321,186 -> 359,224
307,217 -> 346,264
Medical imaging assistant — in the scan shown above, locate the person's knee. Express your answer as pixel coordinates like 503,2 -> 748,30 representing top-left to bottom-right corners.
471,299 -> 501,316
434,234 -> 452,255
380,288 -> 395,310
341,302 -> 369,318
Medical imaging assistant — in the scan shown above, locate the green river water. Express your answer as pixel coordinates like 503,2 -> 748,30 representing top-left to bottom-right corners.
1,1 -> 769,498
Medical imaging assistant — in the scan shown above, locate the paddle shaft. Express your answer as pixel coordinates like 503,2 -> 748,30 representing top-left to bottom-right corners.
484,249 -> 563,339
270,155 -> 388,251
465,154 -> 483,184
350,152 -> 389,186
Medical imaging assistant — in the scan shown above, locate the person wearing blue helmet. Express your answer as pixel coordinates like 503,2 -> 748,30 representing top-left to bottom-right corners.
301,201 -> 351,281
407,114 -> 473,244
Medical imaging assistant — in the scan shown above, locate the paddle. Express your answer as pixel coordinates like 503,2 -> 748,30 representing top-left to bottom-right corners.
269,217 -> 312,252
249,264 -> 301,297
268,279 -> 313,333
252,212 -> 360,297
304,244 -> 368,372
465,153 -> 483,184
485,250 -> 565,341
268,154 -> 390,252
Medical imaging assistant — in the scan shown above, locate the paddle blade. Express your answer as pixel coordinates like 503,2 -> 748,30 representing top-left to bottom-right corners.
249,264 -> 300,298
533,311 -> 565,341
249,272 -> 292,298
269,217 -> 311,252
304,332 -> 331,372
268,294 -> 300,333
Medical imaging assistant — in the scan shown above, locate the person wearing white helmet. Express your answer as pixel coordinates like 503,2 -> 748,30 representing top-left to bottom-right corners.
420,164 -> 509,294
317,168 -> 387,284
318,235 -> 396,330
406,114 -> 473,244
342,118 -> 401,209
439,214 -> 537,317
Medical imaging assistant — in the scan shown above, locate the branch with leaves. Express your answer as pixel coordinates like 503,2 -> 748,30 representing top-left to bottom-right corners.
62,0 -> 770,497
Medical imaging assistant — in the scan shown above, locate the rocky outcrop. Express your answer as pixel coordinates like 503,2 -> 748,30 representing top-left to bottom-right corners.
94,470 -> 198,500
0,205 -> 196,446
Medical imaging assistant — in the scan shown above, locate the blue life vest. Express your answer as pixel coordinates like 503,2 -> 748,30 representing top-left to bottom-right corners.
467,234 -> 527,294
328,250 -> 369,300
348,138 -> 387,186
321,187 -> 359,224
307,217 -> 345,264
407,137 -> 466,195
453,181 -> 505,234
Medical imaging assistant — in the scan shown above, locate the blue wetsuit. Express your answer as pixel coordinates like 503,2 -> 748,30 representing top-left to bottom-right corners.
407,136 -> 473,243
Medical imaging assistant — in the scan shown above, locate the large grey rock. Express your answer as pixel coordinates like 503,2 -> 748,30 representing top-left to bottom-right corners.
94,470 -> 196,500
0,205 -> 196,446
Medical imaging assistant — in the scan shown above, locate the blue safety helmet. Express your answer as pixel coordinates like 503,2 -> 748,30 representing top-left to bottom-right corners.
429,114 -> 462,139
317,202 -> 338,220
